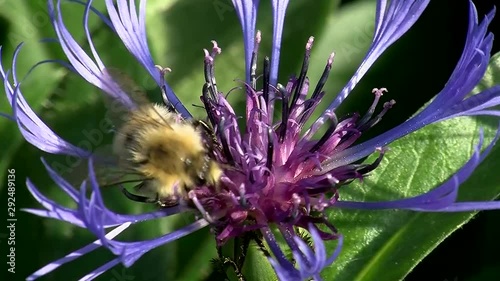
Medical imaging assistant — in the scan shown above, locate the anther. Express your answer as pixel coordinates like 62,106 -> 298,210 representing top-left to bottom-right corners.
277,84 -> 289,142
313,194 -> 330,211
250,31 -> 262,89
238,183 -> 248,207
291,37 -> 314,107
358,88 -> 387,126
290,193 -> 301,219
302,190 -> 311,215
329,190 -> 340,206
218,118 -> 235,165
265,127 -> 274,175
357,147 -> 387,175
189,191 -> 214,223
200,85 -> 218,129
299,51 -> 334,127
263,56 -> 270,105
360,99 -> 396,130
203,48 -> 219,99
311,52 -> 334,101
326,173 -> 340,185
309,113 -> 339,153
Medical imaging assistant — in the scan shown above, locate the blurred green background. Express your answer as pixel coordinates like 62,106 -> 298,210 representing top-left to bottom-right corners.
0,0 -> 499,280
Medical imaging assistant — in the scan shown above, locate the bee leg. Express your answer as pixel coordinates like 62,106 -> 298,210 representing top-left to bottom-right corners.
120,186 -> 158,204
192,119 -> 221,150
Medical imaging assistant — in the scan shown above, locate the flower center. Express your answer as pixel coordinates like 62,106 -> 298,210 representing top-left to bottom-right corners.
188,34 -> 394,244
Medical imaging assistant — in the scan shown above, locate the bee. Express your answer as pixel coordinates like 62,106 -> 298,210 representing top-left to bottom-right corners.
101,69 -> 223,207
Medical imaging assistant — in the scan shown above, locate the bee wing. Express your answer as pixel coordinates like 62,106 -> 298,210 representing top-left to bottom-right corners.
94,165 -> 148,188
103,68 -> 177,130
99,68 -> 148,131
104,68 -> 150,106
58,144 -> 146,189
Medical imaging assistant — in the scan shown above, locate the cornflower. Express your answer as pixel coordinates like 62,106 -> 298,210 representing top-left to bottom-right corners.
1,0 -> 500,280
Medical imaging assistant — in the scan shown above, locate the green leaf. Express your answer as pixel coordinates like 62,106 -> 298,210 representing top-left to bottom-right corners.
320,52 -> 500,280
321,117 -> 499,281
242,240 -> 277,281
472,51 -> 500,94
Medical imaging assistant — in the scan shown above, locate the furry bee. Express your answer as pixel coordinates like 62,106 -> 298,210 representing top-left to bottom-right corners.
102,69 -> 222,207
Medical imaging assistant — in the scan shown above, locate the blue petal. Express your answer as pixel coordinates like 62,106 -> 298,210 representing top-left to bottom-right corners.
270,0 -> 290,85
231,0 -> 260,83
335,127 -> 500,211
26,223 -> 130,280
96,219 -> 209,267
308,0 -> 431,137
267,225 -> 343,281
24,158 -> 180,228
24,157 -> 192,279
78,258 -> 121,281
0,44 -> 90,156
48,0 -> 136,108
438,85 -> 500,121
102,0 -> 190,117
330,1 -> 498,166
78,159 -> 208,266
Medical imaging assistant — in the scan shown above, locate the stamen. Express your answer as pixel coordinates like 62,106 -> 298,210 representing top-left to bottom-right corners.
155,65 -> 175,111
263,56 -> 270,105
201,84 -> 218,127
357,147 -> 387,175
358,88 -> 387,126
278,84 -> 289,142
218,118 -> 235,165
290,37 -> 314,107
251,31 -> 262,89
306,174 -> 340,195
203,48 -> 218,99
249,170 -> 256,184
290,193 -> 301,219
238,183 -> 248,207
299,52 -> 334,125
311,52 -> 335,100
313,194 -> 330,211
303,109 -> 335,140
210,40 -> 222,58
309,113 -> 339,152
265,127 -> 274,175
302,190 -> 311,215
359,99 -> 396,130
189,191 -> 214,223
329,190 -> 340,206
